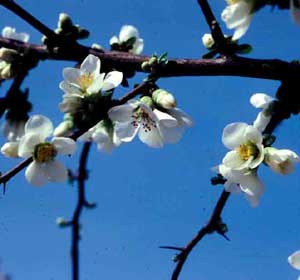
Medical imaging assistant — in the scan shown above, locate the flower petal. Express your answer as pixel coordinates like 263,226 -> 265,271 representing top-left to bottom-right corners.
102,71 -> 123,91
132,38 -> 144,54
153,109 -> 178,127
222,150 -> 245,169
18,133 -> 43,158
288,251 -> 300,270
87,73 -> 105,94
168,108 -> 193,127
51,137 -> 76,155
25,115 -> 53,139
109,35 -> 119,45
244,125 -> 262,144
108,104 -> 135,122
250,93 -> 274,109
25,162 -> 48,186
114,121 -> 139,142
138,125 -> 163,148
222,122 -> 248,149
63,67 -> 81,85
119,25 -> 139,42
59,81 -> 82,95
45,160 -> 68,183
253,111 -> 271,132
80,54 -> 100,75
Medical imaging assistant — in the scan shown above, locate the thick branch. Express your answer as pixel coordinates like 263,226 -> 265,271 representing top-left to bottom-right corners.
1,38 -> 300,81
71,142 -> 91,280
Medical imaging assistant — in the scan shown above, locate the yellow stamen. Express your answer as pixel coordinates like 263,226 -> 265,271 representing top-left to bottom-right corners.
227,0 -> 241,5
78,73 -> 94,91
34,142 -> 57,163
237,141 -> 259,161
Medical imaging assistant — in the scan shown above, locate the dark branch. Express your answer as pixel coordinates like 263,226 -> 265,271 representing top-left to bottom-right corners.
197,0 -> 227,53
0,0 -> 59,42
71,142 -> 91,280
1,38 -> 300,81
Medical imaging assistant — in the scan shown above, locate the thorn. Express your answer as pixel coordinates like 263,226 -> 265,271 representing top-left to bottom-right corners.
159,246 -> 184,252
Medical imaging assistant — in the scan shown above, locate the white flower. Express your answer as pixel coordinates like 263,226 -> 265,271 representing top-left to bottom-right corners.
1,119 -> 26,158
221,0 -> 254,41
222,122 -> 264,171
110,25 -> 144,54
59,54 -> 123,98
155,107 -> 193,144
108,100 -> 174,148
2,26 -> 29,42
288,250 -> 300,280
218,164 -> 264,207
264,147 -> 299,175
202,33 -> 215,49
79,119 -> 121,153
250,93 -> 275,132
18,115 -> 76,186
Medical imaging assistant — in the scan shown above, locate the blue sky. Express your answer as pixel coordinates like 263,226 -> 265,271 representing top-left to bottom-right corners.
0,1 -> 300,280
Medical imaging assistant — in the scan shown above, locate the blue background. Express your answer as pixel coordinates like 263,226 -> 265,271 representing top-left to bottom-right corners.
0,1 -> 300,279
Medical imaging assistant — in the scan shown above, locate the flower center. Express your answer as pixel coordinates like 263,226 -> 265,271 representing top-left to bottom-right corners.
131,107 -> 157,132
237,141 -> 259,161
78,73 -> 94,91
33,142 -> 57,163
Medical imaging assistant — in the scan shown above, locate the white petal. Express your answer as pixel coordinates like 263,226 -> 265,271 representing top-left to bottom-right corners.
45,160 -> 68,183
80,54 -> 100,75
222,122 -> 248,149
59,81 -> 81,95
250,93 -> 274,109
253,111 -> 271,132
18,133 -> 42,158
138,125 -> 163,148
222,150 -> 245,169
114,121 -> 139,142
51,137 -> 76,155
2,27 -> 15,38
1,141 -> 19,158
25,162 -> 48,186
109,35 -> 119,45
102,71 -> 123,91
168,108 -> 193,127
25,115 -> 53,139
288,251 -> 300,270
153,109 -> 178,127
108,104 -> 135,122
119,25 -> 139,42
63,67 -> 81,85
159,125 -> 184,143
132,38 -> 144,54
232,19 -> 251,41
87,73 -> 105,94
244,125 -> 262,144
244,193 -> 261,207
238,172 -> 264,197
248,145 -> 264,169
224,181 -> 241,194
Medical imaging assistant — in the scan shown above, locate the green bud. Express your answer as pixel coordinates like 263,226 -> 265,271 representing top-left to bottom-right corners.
148,56 -> 158,66
141,61 -> 150,71
140,95 -> 154,108
152,89 -> 176,109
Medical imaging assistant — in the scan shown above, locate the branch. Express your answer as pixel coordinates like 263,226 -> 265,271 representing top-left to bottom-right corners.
71,142 -> 91,280
1,38 -> 300,80
0,0 -> 61,43
197,0 -> 227,53
170,110 -> 287,280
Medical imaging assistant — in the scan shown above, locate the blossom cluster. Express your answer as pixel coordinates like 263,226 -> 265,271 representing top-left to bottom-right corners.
215,93 -> 299,207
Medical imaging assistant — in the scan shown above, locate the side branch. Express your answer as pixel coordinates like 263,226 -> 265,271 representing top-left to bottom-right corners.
1,38 -> 300,80
71,142 -> 92,280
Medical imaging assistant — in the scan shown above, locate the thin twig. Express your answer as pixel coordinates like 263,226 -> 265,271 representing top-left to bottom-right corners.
196,0 -> 227,53
71,142 -> 91,280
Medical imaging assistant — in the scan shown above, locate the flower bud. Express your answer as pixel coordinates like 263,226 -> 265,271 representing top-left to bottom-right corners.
202,33 -> 215,49
141,61 -> 150,71
148,56 -> 158,66
140,95 -> 154,108
0,48 -> 19,62
1,142 -> 19,158
91,43 -> 103,50
0,63 -> 13,79
264,147 -> 299,175
58,13 -> 73,29
152,89 -> 176,109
